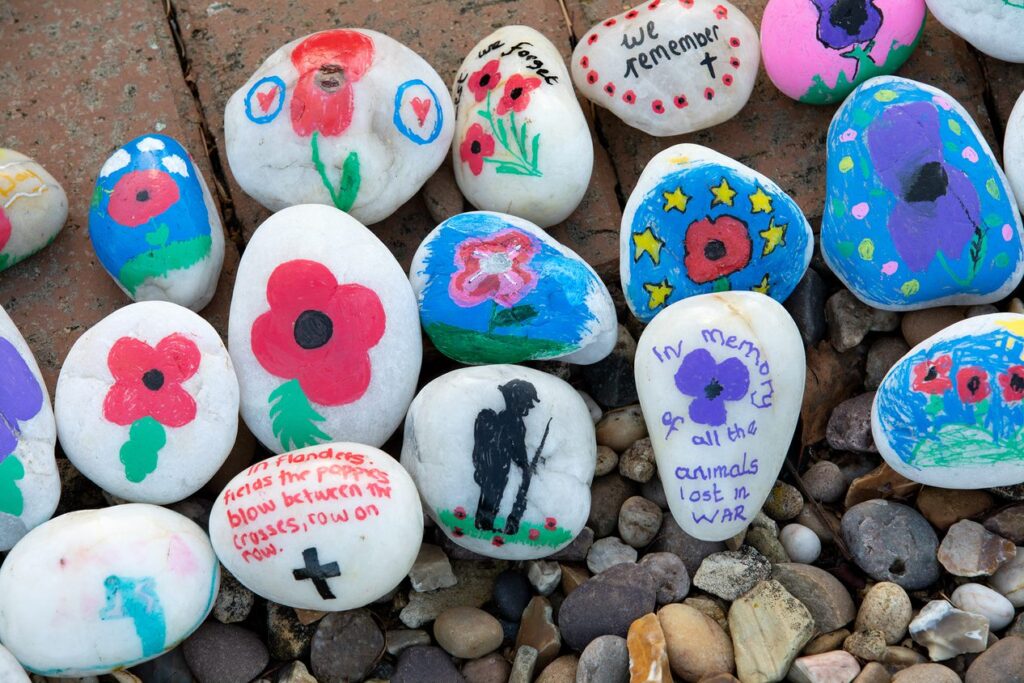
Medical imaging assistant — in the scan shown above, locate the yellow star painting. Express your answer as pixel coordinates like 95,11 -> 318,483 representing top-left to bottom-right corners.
644,279 -> 674,309
662,187 -> 690,214
759,218 -> 788,256
749,187 -> 773,214
710,178 -> 736,207
633,226 -> 664,265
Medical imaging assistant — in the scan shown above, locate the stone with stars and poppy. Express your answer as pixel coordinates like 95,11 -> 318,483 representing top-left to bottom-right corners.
873,313 -> 1024,488
635,291 -> 806,541
209,442 -> 423,610
54,301 -> 239,504
452,26 -> 593,228
225,29 -> 454,225
620,144 -> 813,322
571,0 -> 760,136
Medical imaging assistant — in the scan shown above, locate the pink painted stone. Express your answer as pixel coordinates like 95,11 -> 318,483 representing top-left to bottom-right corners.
760,0 -> 926,104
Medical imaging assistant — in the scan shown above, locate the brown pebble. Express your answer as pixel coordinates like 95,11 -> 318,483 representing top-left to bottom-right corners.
596,405 -> 647,452
627,613 -> 671,683
595,446 -> 619,477
619,438 -> 656,483
535,654 -> 578,683
856,582 -> 912,645
902,307 -> 967,347
763,481 -> 804,521
964,634 -> 1024,683
658,603 -> 734,682
882,646 -> 927,669
891,663 -> 961,683
938,520 -> 1017,577
845,630 -> 888,662
917,488 -> 995,532
560,564 -> 589,595
983,505 -> 1024,545
516,597 -> 561,672
803,629 -> 851,656
845,464 -> 921,508
854,661 -> 892,683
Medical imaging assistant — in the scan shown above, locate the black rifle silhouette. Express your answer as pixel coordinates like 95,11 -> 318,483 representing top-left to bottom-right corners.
504,417 -> 552,535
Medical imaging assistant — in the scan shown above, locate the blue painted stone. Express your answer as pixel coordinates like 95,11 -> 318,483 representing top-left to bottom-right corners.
409,211 -> 617,365
822,76 -> 1024,311
620,144 -> 813,322
873,313 -> 1024,488
89,134 -> 225,311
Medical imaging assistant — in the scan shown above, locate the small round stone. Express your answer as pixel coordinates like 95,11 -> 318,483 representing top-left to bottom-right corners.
576,634 -> 629,683
763,481 -> 804,521
801,461 -> 846,504
841,499 -> 940,590
618,438 -> 655,483
433,607 -> 503,659
310,610 -> 385,683
638,552 -> 690,605
843,629 -> 887,662
595,405 -> 647,453
492,570 -> 533,622
587,537 -> 638,574
558,563 -> 656,652
891,663 -> 961,683
965,634 -> 1024,682
182,622 -> 269,683
658,603 -> 733,682
462,653 -> 512,683
950,583 -> 1015,631
595,446 -> 618,477
392,646 -> 463,683
618,496 -> 663,548
779,524 -> 821,564
856,582 -> 913,645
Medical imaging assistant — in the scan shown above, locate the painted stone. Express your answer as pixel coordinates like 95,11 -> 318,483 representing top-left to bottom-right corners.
0,645 -> 29,683
225,29 -> 454,225
55,301 -> 239,504
452,26 -> 593,227
634,291 -> 805,541
401,365 -> 596,560
570,0 -> 760,137
1006,90 -> 1024,213
229,204 -> 421,454
0,305 -> 59,551
873,313 -> 1024,488
410,211 -> 616,365
89,134 -> 225,311
822,76 -> 1024,311
925,0 -> 1024,63
0,149 -> 68,273
209,442 -> 422,611
0,504 -> 219,677
760,0 -> 925,104
621,144 -> 812,322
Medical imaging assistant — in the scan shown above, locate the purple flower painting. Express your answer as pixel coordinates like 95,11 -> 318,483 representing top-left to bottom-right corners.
866,101 -> 981,272
674,349 -> 750,427
0,338 -> 43,458
812,0 -> 884,51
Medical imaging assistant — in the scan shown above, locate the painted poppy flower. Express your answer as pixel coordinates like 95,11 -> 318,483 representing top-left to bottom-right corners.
811,0 -> 883,50
544,517 -> 557,531
495,74 -> 542,116
674,348 -> 750,426
107,170 -> 180,228
956,366 -> 991,404
467,60 -> 501,102
453,506 -> 467,520
713,4 -> 728,19
0,338 -> 43,458
290,30 -> 375,138
867,103 -> 980,272
492,535 -> 505,547
453,527 -> 464,537
528,529 -> 540,541
459,124 -> 496,176
911,355 -> 953,394
251,259 -> 385,407
449,229 -> 539,308
683,216 -> 753,284
0,207 -> 10,253
102,333 -> 200,428
999,366 -> 1024,402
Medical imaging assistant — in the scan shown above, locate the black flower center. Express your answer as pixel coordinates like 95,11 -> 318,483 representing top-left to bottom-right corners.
316,64 -> 345,93
294,309 -> 334,350
924,366 -> 938,382
136,190 -> 150,202
471,140 -> 482,154
967,375 -> 981,395
1012,374 -> 1024,392
905,161 -> 949,203
704,239 -> 727,261
142,369 -> 164,391
479,73 -> 491,87
510,87 -> 523,101
704,378 -> 724,400
830,0 -> 869,34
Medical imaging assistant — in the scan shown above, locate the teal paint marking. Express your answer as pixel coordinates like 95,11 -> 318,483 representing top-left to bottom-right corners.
100,575 -> 166,658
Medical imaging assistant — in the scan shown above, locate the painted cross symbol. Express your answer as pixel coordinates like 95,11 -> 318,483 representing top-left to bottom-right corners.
292,547 -> 341,600
700,51 -> 718,79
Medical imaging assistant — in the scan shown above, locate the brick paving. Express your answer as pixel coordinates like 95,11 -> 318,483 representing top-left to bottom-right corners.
1,0 -> 1023,392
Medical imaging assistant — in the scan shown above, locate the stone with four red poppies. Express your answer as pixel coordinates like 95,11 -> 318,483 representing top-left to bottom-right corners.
225,29 -> 454,225
570,0 -> 760,137
821,76 -> 1024,311
0,305 -> 59,551
453,26 -> 592,227
209,442 -> 423,611
621,144 -> 813,322
0,148 -> 68,275
89,134 -> 226,311
54,301 -> 239,504
634,291 -> 806,542
872,313 -> 1024,489
925,0 -> 1024,63
410,211 -> 617,365
400,364 -> 597,560
229,204 -> 421,454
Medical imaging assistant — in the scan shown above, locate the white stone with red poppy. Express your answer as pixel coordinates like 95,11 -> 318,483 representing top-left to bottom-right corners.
54,301 -> 239,504
635,291 -> 806,541
401,364 -> 596,560
229,204 -> 421,454
452,26 -> 593,227
570,0 -> 760,137
925,0 -> 1024,63
872,313 -> 1024,488
225,28 -> 454,225
1007,90 -> 1024,212
209,442 -> 423,611
0,149 -> 67,274
0,504 -> 219,676
0,305 -> 59,551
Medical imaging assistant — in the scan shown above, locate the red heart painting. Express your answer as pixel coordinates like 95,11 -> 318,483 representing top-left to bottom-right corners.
256,86 -> 279,113
410,96 -> 431,126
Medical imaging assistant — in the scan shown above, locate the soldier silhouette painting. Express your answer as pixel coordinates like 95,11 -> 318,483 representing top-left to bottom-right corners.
472,379 -> 552,535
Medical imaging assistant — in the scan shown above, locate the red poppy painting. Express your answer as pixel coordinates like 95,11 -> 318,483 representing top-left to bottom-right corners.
449,229 -> 539,308
911,355 -> 953,395
956,367 -> 991,405
289,30 -> 375,138
683,216 -> 753,285
107,170 -> 180,228
467,60 -> 501,102
459,124 -> 495,176
103,333 -> 200,428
